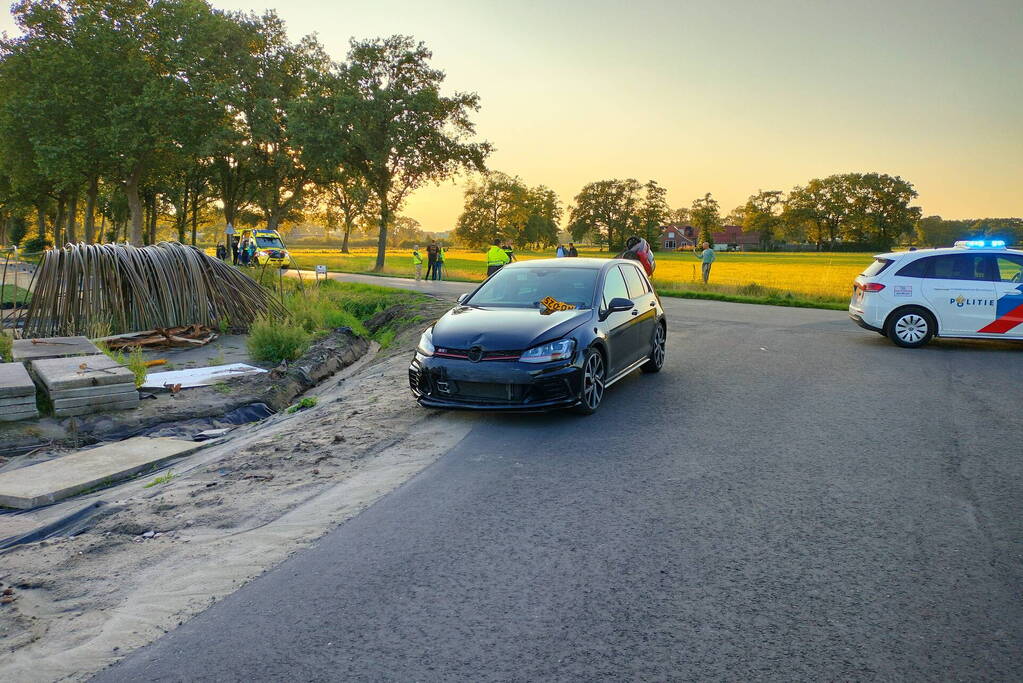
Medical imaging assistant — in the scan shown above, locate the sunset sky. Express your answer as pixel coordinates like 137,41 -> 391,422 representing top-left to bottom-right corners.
3,0 -> 1021,231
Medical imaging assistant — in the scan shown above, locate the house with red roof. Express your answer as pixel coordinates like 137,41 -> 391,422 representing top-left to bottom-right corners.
656,224 -> 762,250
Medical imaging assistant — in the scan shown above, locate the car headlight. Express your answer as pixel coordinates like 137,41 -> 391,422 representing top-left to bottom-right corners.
417,328 -> 435,357
519,339 -> 575,363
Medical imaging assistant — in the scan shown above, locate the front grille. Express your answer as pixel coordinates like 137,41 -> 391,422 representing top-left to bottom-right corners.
439,381 -> 526,402
433,348 -> 520,361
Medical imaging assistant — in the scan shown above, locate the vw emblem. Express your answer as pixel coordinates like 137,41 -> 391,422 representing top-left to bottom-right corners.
467,346 -> 484,363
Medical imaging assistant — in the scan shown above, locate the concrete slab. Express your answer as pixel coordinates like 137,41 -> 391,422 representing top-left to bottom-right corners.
12,336 -> 101,362
0,394 -> 36,408
32,354 -> 135,392
53,389 -> 139,409
0,436 -> 200,509
46,383 -> 137,399
54,396 -> 138,418
0,362 -> 35,398
0,408 -> 39,422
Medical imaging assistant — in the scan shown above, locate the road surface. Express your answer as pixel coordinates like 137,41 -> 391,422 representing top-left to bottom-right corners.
98,280 -> 1023,681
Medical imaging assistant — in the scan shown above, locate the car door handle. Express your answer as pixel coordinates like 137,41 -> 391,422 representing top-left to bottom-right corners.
649,301 -> 656,307
631,310 -> 639,316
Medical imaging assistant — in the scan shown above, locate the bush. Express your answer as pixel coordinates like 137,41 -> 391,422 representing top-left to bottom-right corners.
737,282 -> 769,297
22,235 -> 52,253
0,331 -> 12,362
246,316 -> 310,363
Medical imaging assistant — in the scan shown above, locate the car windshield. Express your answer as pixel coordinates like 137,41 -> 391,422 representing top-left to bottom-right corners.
255,236 -> 284,249
467,267 -> 598,309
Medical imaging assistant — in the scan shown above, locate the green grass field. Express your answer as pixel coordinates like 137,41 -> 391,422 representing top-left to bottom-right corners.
271,247 -> 871,309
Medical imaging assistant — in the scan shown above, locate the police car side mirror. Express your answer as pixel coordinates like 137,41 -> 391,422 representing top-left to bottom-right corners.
457,292 -> 469,304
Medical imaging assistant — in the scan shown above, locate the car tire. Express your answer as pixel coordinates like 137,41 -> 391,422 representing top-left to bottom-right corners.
573,347 -> 606,415
641,322 -> 666,373
886,306 -> 936,348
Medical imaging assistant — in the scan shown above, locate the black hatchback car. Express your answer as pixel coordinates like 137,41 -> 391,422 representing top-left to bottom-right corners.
408,258 -> 666,414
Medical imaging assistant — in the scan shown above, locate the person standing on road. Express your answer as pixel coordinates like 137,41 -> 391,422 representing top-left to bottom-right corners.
556,244 -> 566,258
435,245 -> 445,281
502,243 -> 515,263
425,241 -> 439,280
412,246 -> 423,281
486,239 -> 510,277
567,243 -> 578,257
694,241 -> 715,283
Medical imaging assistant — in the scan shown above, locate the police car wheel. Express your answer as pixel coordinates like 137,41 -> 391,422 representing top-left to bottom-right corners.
886,307 -> 935,348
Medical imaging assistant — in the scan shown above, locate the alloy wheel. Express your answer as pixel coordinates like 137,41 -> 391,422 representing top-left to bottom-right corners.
583,351 -> 605,411
652,325 -> 666,368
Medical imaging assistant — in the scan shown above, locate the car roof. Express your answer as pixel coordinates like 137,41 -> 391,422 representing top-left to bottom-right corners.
503,257 -> 620,270
875,247 -> 1023,260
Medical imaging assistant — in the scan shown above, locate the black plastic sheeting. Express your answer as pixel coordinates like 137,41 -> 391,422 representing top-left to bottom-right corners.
0,501 -> 121,552
100,402 -> 275,442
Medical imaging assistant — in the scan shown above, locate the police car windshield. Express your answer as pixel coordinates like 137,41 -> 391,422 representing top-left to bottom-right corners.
255,236 -> 284,249
467,267 -> 598,309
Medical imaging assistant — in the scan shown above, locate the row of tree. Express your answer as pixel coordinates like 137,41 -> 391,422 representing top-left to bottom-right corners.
449,170 -> 1021,254
0,0 -> 490,269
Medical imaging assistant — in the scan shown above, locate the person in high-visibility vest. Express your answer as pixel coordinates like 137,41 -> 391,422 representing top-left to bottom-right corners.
486,239 -> 510,277
435,246 -> 445,281
412,246 -> 423,281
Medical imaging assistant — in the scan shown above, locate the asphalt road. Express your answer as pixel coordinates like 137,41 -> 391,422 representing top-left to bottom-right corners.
98,286 -> 1023,681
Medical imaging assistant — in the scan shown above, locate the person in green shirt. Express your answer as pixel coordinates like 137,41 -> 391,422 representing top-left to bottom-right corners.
694,241 -> 715,283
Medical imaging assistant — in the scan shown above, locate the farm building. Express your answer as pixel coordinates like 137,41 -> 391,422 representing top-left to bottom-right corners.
656,224 -> 762,250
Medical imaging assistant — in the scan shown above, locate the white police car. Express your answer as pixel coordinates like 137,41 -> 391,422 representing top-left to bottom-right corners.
849,240 -> 1023,348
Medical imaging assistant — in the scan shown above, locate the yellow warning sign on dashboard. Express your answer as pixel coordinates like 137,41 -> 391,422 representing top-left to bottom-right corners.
540,296 -> 576,313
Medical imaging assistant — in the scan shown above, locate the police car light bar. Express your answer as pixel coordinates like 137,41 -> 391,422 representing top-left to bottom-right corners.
954,239 -> 1006,249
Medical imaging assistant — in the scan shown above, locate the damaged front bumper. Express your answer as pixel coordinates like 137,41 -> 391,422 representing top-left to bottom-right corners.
408,353 -> 584,412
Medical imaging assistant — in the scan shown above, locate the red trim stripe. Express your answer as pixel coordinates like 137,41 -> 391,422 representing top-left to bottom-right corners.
978,302 -> 1023,334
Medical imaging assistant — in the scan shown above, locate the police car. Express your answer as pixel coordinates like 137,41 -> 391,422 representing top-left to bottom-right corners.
849,240 -> 1023,348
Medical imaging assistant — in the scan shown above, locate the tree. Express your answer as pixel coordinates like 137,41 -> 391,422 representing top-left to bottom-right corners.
454,172 -> 528,247
4,0 -> 248,245
325,170 -> 373,253
637,180 -> 669,249
521,185 -> 561,249
569,179 -> 641,251
239,13 -> 329,231
669,207 -> 690,225
690,193 -> 720,247
329,36 -> 491,271
742,190 -> 784,249
915,215 -> 963,247
850,173 -> 921,249
968,217 -> 1023,245
784,175 -> 857,250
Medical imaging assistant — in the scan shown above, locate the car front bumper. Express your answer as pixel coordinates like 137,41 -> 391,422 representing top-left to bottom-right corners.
409,353 -> 584,412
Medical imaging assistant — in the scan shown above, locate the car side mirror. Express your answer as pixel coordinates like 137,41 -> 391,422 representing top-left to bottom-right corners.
607,297 -> 634,313
457,292 -> 469,304
599,297 -> 634,320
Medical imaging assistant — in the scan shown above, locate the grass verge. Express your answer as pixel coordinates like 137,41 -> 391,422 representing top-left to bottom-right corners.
247,277 -> 427,364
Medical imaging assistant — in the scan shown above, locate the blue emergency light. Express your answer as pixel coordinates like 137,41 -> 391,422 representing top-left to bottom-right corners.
954,239 -> 1006,249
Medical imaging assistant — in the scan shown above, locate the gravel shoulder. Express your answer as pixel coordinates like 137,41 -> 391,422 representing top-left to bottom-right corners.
0,300 -> 474,681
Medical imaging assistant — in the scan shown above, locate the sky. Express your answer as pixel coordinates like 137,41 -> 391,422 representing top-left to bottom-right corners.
3,0 -> 1021,231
